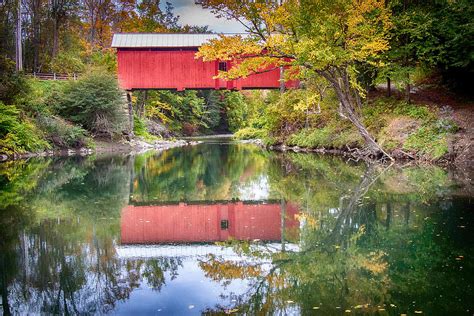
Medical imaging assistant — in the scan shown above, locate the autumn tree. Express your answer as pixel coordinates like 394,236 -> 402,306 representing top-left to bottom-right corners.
197,0 -> 393,158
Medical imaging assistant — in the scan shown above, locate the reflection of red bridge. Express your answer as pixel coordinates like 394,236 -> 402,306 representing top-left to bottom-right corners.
121,201 -> 299,244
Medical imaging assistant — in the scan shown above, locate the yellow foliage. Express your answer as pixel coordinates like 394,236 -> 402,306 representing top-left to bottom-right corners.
198,0 -> 392,90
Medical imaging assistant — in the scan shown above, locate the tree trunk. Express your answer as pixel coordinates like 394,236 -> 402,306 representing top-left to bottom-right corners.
52,19 -> 59,58
322,69 -> 393,160
32,0 -> 40,72
405,72 -> 411,103
15,0 -> 22,72
140,90 -> 147,118
387,77 -> 391,97
126,91 -> 134,136
279,66 -> 285,93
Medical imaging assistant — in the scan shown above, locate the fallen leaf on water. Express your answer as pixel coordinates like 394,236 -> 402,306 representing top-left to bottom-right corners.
225,309 -> 239,314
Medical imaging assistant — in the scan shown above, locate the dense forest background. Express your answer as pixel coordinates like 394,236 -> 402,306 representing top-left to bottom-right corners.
0,0 -> 209,73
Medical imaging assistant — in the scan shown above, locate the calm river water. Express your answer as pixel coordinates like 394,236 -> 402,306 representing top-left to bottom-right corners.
0,138 -> 473,315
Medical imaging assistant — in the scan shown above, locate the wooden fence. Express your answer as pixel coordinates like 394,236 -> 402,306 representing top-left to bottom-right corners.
29,73 -> 80,81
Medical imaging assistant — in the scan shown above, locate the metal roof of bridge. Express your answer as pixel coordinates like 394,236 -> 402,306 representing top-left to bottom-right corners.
111,33 -> 246,48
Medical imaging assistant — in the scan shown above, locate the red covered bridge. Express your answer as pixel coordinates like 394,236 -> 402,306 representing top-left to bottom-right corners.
111,33 -> 297,91
120,201 -> 300,244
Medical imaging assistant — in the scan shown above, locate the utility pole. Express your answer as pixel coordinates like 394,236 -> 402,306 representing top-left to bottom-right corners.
15,0 -> 23,72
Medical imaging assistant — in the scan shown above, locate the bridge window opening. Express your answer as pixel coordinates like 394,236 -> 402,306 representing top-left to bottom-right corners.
218,62 -> 227,72
220,220 -> 229,230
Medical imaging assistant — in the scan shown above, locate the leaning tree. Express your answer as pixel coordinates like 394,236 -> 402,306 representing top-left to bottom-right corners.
197,0 -> 393,159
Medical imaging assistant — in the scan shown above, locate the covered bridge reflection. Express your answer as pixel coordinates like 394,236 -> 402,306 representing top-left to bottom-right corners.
120,200 -> 299,244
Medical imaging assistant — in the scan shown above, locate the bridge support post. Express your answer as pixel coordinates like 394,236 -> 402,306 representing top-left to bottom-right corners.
126,91 -> 134,137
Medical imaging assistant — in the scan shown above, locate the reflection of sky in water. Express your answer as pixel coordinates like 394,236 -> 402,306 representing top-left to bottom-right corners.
236,175 -> 271,200
114,260 -> 251,315
114,243 -> 299,315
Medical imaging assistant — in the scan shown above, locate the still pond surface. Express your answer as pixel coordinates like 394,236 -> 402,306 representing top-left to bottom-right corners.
0,138 -> 473,315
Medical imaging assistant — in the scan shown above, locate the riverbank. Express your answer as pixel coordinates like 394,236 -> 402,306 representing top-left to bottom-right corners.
0,137 -> 198,162
235,86 -> 473,167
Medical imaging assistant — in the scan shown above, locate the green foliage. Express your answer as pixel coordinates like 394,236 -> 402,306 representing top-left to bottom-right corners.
143,90 -> 206,134
54,72 -> 125,135
223,92 -> 248,132
17,78 -> 66,115
0,103 -> 50,154
200,90 -> 223,131
0,56 -> 29,104
234,127 -> 267,140
50,51 -> 86,73
240,90 -> 455,161
36,114 -> 89,148
240,91 -> 274,130
88,51 -> 117,73
403,125 -> 449,160
386,0 -> 474,92
133,115 -> 159,141
142,90 -> 254,135
287,126 -> 363,149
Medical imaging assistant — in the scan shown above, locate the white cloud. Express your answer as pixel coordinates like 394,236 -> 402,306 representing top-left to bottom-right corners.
167,1 -> 246,33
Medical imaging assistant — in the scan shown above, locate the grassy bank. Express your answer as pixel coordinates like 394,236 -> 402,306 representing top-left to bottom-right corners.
233,88 -> 467,162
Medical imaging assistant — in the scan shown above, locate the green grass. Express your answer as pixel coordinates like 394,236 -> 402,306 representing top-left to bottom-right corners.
286,125 -> 363,149
278,97 -> 456,160
134,116 -> 160,142
233,127 -> 267,140
403,125 -> 449,160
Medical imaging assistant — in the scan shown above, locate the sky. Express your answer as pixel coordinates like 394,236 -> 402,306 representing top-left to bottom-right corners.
164,0 -> 246,33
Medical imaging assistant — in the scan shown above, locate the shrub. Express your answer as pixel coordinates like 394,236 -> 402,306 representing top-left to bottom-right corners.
403,125 -> 449,160
287,128 -> 332,148
224,92 -> 248,132
18,78 -> 66,115
393,102 -> 434,120
133,115 -> 159,141
0,103 -> 50,154
0,56 -> 29,104
54,72 -> 126,136
234,127 -> 267,140
50,51 -> 86,73
36,114 -> 89,148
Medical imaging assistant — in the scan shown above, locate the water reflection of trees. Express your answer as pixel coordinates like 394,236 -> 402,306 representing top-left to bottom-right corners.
0,149 -> 471,315
0,156 -> 182,314
131,144 -> 270,202
202,154 -> 471,315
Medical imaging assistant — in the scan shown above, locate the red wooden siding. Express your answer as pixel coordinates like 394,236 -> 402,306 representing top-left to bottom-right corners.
116,48 -> 298,91
120,202 -> 300,244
